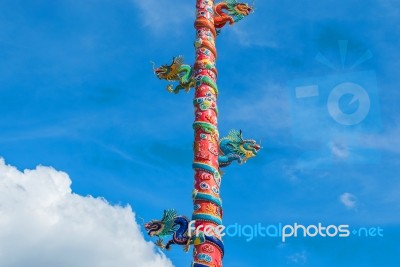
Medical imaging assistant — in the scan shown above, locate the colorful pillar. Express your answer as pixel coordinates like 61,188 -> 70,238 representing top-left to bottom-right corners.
145,1 -> 255,267
192,0 -> 222,266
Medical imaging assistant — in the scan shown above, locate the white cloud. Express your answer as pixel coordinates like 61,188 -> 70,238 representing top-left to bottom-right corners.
222,83 -> 291,133
0,158 -> 173,267
340,192 -> 357,209
361,125 -> 400,154
230,25 -> 278,48
288,250 -> 307,264
329,140 -> 349,159
132,0 -> 193,34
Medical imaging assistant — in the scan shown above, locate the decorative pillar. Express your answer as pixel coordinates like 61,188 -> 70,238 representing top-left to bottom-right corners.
192,0 -> 223,266
144,1 -> 256,267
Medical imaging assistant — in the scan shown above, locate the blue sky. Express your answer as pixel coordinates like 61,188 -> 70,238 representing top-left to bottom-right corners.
0,0 -> 399,266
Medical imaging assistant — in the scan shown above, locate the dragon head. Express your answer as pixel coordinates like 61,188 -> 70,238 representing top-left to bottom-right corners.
144,209 -> 178,238
219,130 -> 261,165
144,220 -> 164,237
240,138 -> 261,161
227,0 -> 253,21
153,56 -> 183,81
233,3 -> 253,16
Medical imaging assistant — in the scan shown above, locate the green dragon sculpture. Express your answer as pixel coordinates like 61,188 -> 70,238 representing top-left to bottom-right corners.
152,56 -> 194,94
219,129 -> 261,167
153,56 -> 218,95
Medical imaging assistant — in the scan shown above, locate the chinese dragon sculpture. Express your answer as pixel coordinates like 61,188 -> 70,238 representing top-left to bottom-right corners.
218,130 -> 261,167
194,0 -> 253,35
214,0 -> 253,31
145,209 -> 192,251
153,55 -> 218,95
152,56 -> 194,94
144,209 -> 224,255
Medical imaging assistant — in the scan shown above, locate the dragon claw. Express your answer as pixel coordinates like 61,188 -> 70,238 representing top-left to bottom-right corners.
166,85 -> 174,93
183,242 -> 191,252
155,239 -> 165,249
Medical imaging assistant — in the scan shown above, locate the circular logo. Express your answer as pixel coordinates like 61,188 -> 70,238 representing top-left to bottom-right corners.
327,82 -> 370,126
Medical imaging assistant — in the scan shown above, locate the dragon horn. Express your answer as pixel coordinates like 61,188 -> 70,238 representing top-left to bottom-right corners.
239,129 -> 243,141
150,61 -> 156,73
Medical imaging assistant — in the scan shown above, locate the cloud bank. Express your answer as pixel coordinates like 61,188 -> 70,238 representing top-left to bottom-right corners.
340,192 -> 357,209
0,158 -> 173,267
132,0 -> 193,34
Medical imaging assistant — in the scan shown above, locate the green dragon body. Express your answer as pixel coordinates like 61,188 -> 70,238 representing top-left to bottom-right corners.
153,56 -> 218,95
